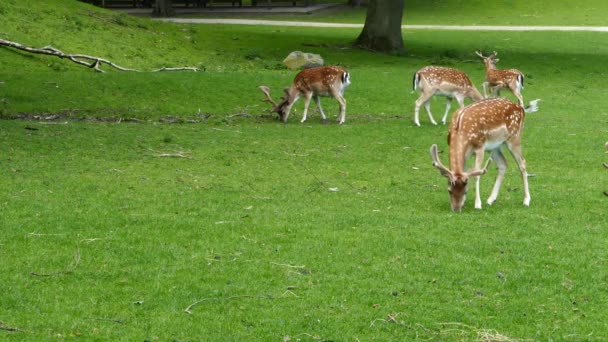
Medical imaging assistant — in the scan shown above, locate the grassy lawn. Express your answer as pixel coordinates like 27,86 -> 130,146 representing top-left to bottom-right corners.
1,0 -> 608,340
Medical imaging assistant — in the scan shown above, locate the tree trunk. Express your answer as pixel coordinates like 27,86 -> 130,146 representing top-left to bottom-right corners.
354,0 -> 404,52
153,0 -> 175,17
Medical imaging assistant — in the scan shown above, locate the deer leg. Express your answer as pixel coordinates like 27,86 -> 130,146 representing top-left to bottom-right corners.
473,151 -> 486,209
482,82 -> 490,98
424,101 -> 438,126
335,94 -> 347,124
300,93 -> 313,123
487,149 -> 507,205
506,140 -> 531,206
329,88 -> 347,124
441,97 -> 453,125
313,96 -> 328,124
414,92 -> 434,127
491,86 -> 501,97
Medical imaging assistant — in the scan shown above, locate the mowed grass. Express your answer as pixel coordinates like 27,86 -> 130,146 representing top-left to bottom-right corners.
2,118 -> 606,340
1,0 -> 608,340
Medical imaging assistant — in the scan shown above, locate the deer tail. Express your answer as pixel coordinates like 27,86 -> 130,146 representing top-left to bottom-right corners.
413,72 -> 420,91
524,99 -> 541,113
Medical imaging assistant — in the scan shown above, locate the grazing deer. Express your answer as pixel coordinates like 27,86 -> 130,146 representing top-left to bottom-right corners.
475,51 -> 525,106
412,66 -> 484,127
259,66 -> 351,124
430,97 -> 540,212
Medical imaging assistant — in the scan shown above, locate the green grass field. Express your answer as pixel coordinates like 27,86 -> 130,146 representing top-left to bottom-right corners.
1,0 -> 607,340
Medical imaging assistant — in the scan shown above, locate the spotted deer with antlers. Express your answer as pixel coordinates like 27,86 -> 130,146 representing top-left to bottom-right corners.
430,97 -> 540,212
259,66 -> 351,124
475,51 -> 525,106
412,66 -> 484,127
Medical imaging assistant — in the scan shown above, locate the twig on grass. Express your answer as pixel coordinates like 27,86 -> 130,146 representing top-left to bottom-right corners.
291,332 -> 322,340
439,322 -> 530,342
210,127 -> 242,134
0,321 -> 25,332
85,317 -> 124,325
30,245 -> 81,277
28,232 -> 65,236
226,113 -> 252,119
147,148 -> 192,159
154,152 -> 192,158
279,290 -> 298,298
184,294 -> 274,314
271,262 -> 306,269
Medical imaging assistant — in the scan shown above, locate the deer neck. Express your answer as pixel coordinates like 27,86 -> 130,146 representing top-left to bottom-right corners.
448,135 -> 473,175
466,87 -> 484,101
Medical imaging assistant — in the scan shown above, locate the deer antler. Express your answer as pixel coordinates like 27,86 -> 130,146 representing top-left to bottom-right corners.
430,144 -> 455,181
475,51 -> 486,58
259,85 -> 278,107
466,157 -> 493,178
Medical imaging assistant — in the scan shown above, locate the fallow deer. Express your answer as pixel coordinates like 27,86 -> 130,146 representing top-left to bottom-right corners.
413,66 -> 484,127
259,66 -> 351,124
430,97 -> 540,212
475,51 -> 525,106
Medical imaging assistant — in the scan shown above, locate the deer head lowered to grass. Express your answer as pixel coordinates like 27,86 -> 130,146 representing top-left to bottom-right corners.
412,66 -> 484,127
259,66 -> 351,124
475,50 -> 525,106
430,97 -> 540,212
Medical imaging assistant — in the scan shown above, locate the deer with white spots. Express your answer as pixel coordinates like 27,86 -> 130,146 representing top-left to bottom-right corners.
259,66 -> 351,124
475,51 -> 525,106
430,97 -> 540,212
412,66 -> 484,127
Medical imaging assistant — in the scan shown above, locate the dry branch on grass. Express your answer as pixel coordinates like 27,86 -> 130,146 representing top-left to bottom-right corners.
0,39 -> 200,73
0,321 -> 25,332
147,148 -> 192,159
184,295 -> 274,314
85,317 -> 125,325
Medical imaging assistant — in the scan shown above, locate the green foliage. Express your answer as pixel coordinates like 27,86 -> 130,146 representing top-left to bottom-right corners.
1,0 -> 607,341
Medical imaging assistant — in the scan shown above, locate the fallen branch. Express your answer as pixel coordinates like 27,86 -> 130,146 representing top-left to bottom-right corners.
184,295 -> 274,314
0,321 -> 25,332
147,148 -> 192,158
271,262 -> 306,269
0,39 -> 200,73
85,317 -> 124,325
155,152 -> 191,158
30,245 -> 81,277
